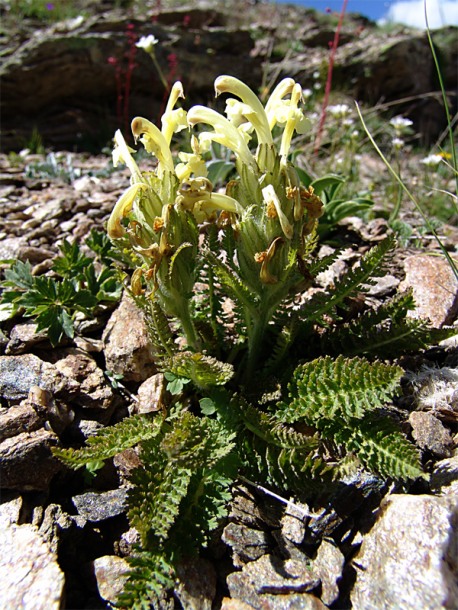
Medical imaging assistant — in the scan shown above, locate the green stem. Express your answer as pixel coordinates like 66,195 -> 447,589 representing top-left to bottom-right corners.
177,300 -> 200,352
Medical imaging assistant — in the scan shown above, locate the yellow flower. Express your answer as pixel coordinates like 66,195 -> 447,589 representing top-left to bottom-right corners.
131,117 -> 175,177
107,183 -> 147,238
187,105 -> 257,172
262,184 -> 293,239
112,129 -> 142,183
161,81 -> 188,145
215,75 -> 273,147
279,83 -> 310,165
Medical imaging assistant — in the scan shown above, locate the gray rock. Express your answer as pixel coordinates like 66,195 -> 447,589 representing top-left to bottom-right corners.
0,495 -> 23,527
102,294 -> 157,383
223,521 -> 272,568
5,321 -> 49,354
0,428 -> 62,491
92,555 -> 129,605
72,487 -> 129,521
430,456 -> 458,496
53,348 -> 115,413
0,353 -> 78,403
312,540 -> 344,607
1,8 -> 260,151
399,254 -> 458,327
281,502 -> 308,545
226,554 -> 321,609
175,556 -> 217,610
0,513 -> 65,610
409,410 -> 454,457
0,400 -> 43,442
351,494 -> 458,610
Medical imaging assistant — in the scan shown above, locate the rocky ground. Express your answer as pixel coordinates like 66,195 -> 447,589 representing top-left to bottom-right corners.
0,147 -> 457,609
1,1 -> 458,609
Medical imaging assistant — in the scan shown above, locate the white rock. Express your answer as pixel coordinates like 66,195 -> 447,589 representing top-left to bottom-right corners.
351,494 -> 458,610
0,515 -> 65,610
92,555 -> 129,604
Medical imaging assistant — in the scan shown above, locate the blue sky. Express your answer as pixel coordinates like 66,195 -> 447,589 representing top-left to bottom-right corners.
271,0 -> 458,28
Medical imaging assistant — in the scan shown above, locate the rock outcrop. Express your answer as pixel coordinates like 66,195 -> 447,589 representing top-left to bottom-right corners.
1,2 -> 456,151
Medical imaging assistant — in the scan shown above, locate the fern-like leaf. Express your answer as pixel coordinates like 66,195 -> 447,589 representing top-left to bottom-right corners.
204,248 -> 259,313
299,235 -> 395,324
140,296 -> 176,361
167,351 -> 234,389
233,398 -> 329,490
337,415 -> 424,480
129,451 -> 192,544
319,291 -> 457,357
53,414 -> 163,469
116,549 -> 175,610
277,355 -> 403,423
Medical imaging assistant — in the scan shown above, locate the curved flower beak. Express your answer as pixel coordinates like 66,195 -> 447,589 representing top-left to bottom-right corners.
279,83 -> 310,165
131,117 -> 175,177
187,105 -> 257,172
264,78 -> 296,130
161,81 -> 188,146
262,184 -> 293,240
112,129 -> 142,183
107,183 -> 147,238
215,75 -> 273,147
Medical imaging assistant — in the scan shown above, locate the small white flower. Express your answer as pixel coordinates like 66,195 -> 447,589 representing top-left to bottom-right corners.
136,35 -> 159,54
392,137 -> 405,150
420,154 -> 443,168
302,88 -> 313,99
327,104 -> 351,119
390,116 -> 413,135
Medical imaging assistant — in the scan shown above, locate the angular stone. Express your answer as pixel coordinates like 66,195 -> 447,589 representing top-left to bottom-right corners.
430,456 -> 458,496
0,519 -> 65,610
0,401 -> 43,443
175,556 -> 217,610
72,487 -> 129,522
135,373 -> 166,414
0,428 -> 61,491
5,321 -> 49,354
312,540 -> 344,606
102,294 -> 157,383
409,411 -> 454,457
93,555 -> 129,605
398,254 -> 458,327
222,522 -> 272,567
351,494 -> 458,610
53,348 -> 114,412
0,353 -> 78,403
227,554 -> 322,609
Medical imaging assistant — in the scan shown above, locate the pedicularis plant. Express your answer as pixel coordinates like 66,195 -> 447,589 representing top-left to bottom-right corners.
55,76 -> 454,607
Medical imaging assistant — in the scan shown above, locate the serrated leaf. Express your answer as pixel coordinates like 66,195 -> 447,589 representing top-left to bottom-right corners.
53,414 -> 163,469
167,351 -> 234,390
278,355 -> 403,423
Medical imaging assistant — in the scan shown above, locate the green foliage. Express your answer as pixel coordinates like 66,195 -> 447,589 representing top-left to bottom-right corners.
53,414 -> 163,470
52,78 -> 455,605
0,232 -> 123,346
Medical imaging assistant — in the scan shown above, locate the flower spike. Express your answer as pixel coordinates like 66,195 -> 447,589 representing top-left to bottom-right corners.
161,81 -> 188,146
131,117 -> 175,177
112,129 -> 142,183
187,105 -> 257,171
215,75 -> 273,147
